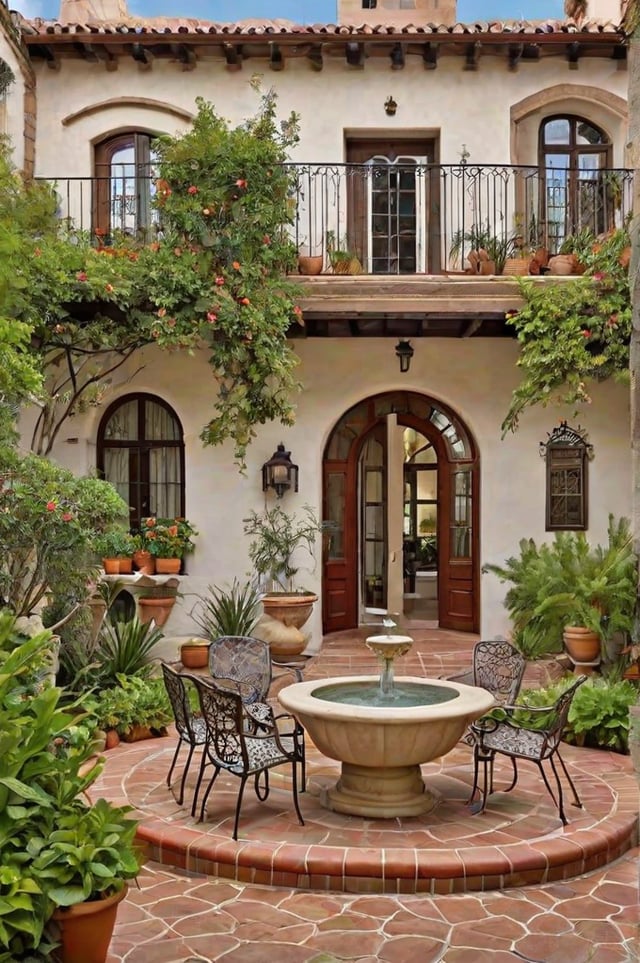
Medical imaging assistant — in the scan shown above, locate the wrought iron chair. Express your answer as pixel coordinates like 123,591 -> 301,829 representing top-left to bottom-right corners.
468,675 -> 587,824
208,635 -> 308,788
446,639 -> 526,705
188,674 -> 305,840
161,662 -> 208,805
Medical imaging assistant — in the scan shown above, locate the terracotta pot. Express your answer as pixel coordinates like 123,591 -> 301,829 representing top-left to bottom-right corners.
180,641 -> 210,668
132,549 -> 155,575
121,724 -> 158,743
104,729 -> 120,750
118,558 -> 133,575
155,557 -> 181,574
102,558 -> 120,575
138,596 -> 176,627
563,626 -> 601,669
51,884 -> 127,963
297,254 -> 323,275
502,257 -> 530,276
262,593 -> 318,629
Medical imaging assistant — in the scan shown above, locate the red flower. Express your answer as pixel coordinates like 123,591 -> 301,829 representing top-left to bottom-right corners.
582,330 -> 591,338
187,185 -> 198,195
607,313 -> 619,327
76,271 -> 87,282
235,178 -> 247,189
46,501 -> 56,512
262,235 -> 271,245
293,305 -> 303,318
239,297 -> 250,306
207,312 -> 217,323
215,277 -> 225,286
61,512 -> 73,522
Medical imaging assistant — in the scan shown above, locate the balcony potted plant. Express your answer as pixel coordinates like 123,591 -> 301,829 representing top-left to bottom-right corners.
243,504 -> 322,656
94,529 -> 135,575
137,517 -> 198,574
326,230 -> 363,275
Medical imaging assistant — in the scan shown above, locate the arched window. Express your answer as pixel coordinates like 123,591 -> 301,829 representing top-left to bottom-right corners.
97,394 -> 185,529
539,115 -> 612,252
94,132 -> 159,242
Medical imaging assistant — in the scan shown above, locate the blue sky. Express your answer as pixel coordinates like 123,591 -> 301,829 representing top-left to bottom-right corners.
16,0 -> 566,24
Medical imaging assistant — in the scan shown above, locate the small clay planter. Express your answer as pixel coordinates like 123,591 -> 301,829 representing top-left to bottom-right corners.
180,640 -> 210,669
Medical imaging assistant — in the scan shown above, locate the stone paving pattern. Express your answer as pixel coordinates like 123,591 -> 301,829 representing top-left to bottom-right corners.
97,627 -> 639,961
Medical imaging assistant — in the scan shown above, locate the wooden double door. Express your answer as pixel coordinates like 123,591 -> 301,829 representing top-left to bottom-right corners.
322,391 -> 479,633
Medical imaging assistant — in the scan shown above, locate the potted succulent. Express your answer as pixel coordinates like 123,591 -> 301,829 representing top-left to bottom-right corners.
137,517 -> 198,574
94,530 -> 135,575
243,504 -> 322,656
326,230 -> 362,275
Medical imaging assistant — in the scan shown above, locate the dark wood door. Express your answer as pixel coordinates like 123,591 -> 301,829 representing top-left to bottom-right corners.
438,464 -> 478,632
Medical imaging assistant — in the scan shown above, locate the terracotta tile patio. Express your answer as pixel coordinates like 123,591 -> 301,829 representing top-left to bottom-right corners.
94,627 -> 639,961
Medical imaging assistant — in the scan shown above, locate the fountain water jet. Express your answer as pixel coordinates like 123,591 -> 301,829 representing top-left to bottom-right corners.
278,633 -> 495,818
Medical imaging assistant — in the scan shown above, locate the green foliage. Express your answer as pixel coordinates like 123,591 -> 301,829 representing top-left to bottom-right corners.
93,529 -> 135,560
502,227 -> 631,432
504,677 -> 575,730
566,677 -> 638,753
0,448 -> 128,620
89,675 -> 172,736
191,578 -> 262,638
1,85 -> 303,468
0,613 -> 140,957
243,504 -> 322,592
94,616 -> 164,684
449,220 -> 522,274
483,515 -> 637,656
30,797 -> 139,907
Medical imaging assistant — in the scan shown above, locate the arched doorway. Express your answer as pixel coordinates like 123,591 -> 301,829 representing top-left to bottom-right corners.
322,391 -> 479,633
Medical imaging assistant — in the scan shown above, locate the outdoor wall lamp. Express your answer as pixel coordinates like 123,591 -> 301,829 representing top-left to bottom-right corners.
395,339 -> 414,373
262,442 -> 299,498
384,96 -> 398,116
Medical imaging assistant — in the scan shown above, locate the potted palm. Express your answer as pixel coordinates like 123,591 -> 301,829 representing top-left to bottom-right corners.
243,504 -> 322,656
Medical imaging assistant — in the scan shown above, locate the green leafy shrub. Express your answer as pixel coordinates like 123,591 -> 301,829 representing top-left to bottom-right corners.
566,677 -> 638,753
89,675 -> 172,736
191,578 -> 262,638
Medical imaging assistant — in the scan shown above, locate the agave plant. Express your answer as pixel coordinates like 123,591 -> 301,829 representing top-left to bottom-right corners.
191,578 -> 262,638
95,616 -> 164,683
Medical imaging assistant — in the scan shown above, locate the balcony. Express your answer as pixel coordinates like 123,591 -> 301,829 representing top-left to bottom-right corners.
39,161 -> 632,336
40,162 -> 633,281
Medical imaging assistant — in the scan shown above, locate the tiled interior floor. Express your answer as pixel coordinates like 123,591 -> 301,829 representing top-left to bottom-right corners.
97,626 -> 639,962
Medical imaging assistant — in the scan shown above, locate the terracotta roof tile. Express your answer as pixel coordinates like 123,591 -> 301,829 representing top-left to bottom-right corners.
21,16 -> 623,38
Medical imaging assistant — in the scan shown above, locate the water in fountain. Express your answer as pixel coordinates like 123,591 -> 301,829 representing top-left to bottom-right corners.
313,631 -> 460,708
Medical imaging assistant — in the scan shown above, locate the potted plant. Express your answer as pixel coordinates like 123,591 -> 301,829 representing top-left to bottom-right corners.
179,638 -> 211,669
243,504 -> 323,656
94,530 -> 135,575
449,221 -> 523,276
137,583 -> 179,627
326,230 -> 363,275
0,615 -> 142,963
137,517 -> 198,574
191,578 -> 262,639
131,533 -> 155,575
90,675 -> 172,742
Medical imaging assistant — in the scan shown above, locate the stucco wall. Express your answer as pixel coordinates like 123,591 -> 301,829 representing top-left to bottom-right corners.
18,337 -> 631,648
30,54 -> 628,177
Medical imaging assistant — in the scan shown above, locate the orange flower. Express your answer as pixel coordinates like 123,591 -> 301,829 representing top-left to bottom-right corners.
146,517 -> 156,527
233,261 -> 241,270
168,525 -> 178,537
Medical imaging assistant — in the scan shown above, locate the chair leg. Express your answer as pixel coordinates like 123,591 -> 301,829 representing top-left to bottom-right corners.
254,769 -> 270,802
298,729 -> 306,793
198,764 -> 221,823
166,741 -> 182,789
177,743 -> 195,806
467,742 -> 481,804
503,757 -> 518,794
233,774 -> 250,841
191,747 -> 208,818
469,744 -> 493,815
536,759 -> 566,825
555,749 -> 583,810
291,757 -> 304,827
548,755 -> 569,825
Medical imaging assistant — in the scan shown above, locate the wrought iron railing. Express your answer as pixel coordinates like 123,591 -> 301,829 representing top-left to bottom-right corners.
38,162 -> 633,275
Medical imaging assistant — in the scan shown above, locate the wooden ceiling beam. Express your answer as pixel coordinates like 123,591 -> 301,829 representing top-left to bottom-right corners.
307,44 -> 323,71
171,43 -> 196,70
464,42 -> 481,71
508,43 -> 524,71
132,42 -> 153,70
422,42 -> 438,69
567,41 -> 581,69
345,42 -> 365,69
224,43 -> 242,71
269,42 -> 284,71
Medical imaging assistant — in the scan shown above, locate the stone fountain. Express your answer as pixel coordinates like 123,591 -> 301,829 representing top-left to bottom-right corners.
278,631 -> 495,818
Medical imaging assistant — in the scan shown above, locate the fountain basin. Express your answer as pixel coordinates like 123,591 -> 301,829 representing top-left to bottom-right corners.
278,675 -> 495,818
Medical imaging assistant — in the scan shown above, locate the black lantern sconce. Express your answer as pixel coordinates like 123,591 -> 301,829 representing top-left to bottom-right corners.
384,95 -> 398,116
395,339 -> 414,373
262,442 -> 299,498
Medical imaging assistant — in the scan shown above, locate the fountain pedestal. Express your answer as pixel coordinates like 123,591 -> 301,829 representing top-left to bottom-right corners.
327,760 -> 439,818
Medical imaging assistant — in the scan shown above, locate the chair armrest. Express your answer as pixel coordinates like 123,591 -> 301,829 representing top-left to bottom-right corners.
211,676 -> 260,703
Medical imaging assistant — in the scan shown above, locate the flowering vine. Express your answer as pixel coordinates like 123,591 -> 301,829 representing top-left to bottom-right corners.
502,228 -> 631,434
